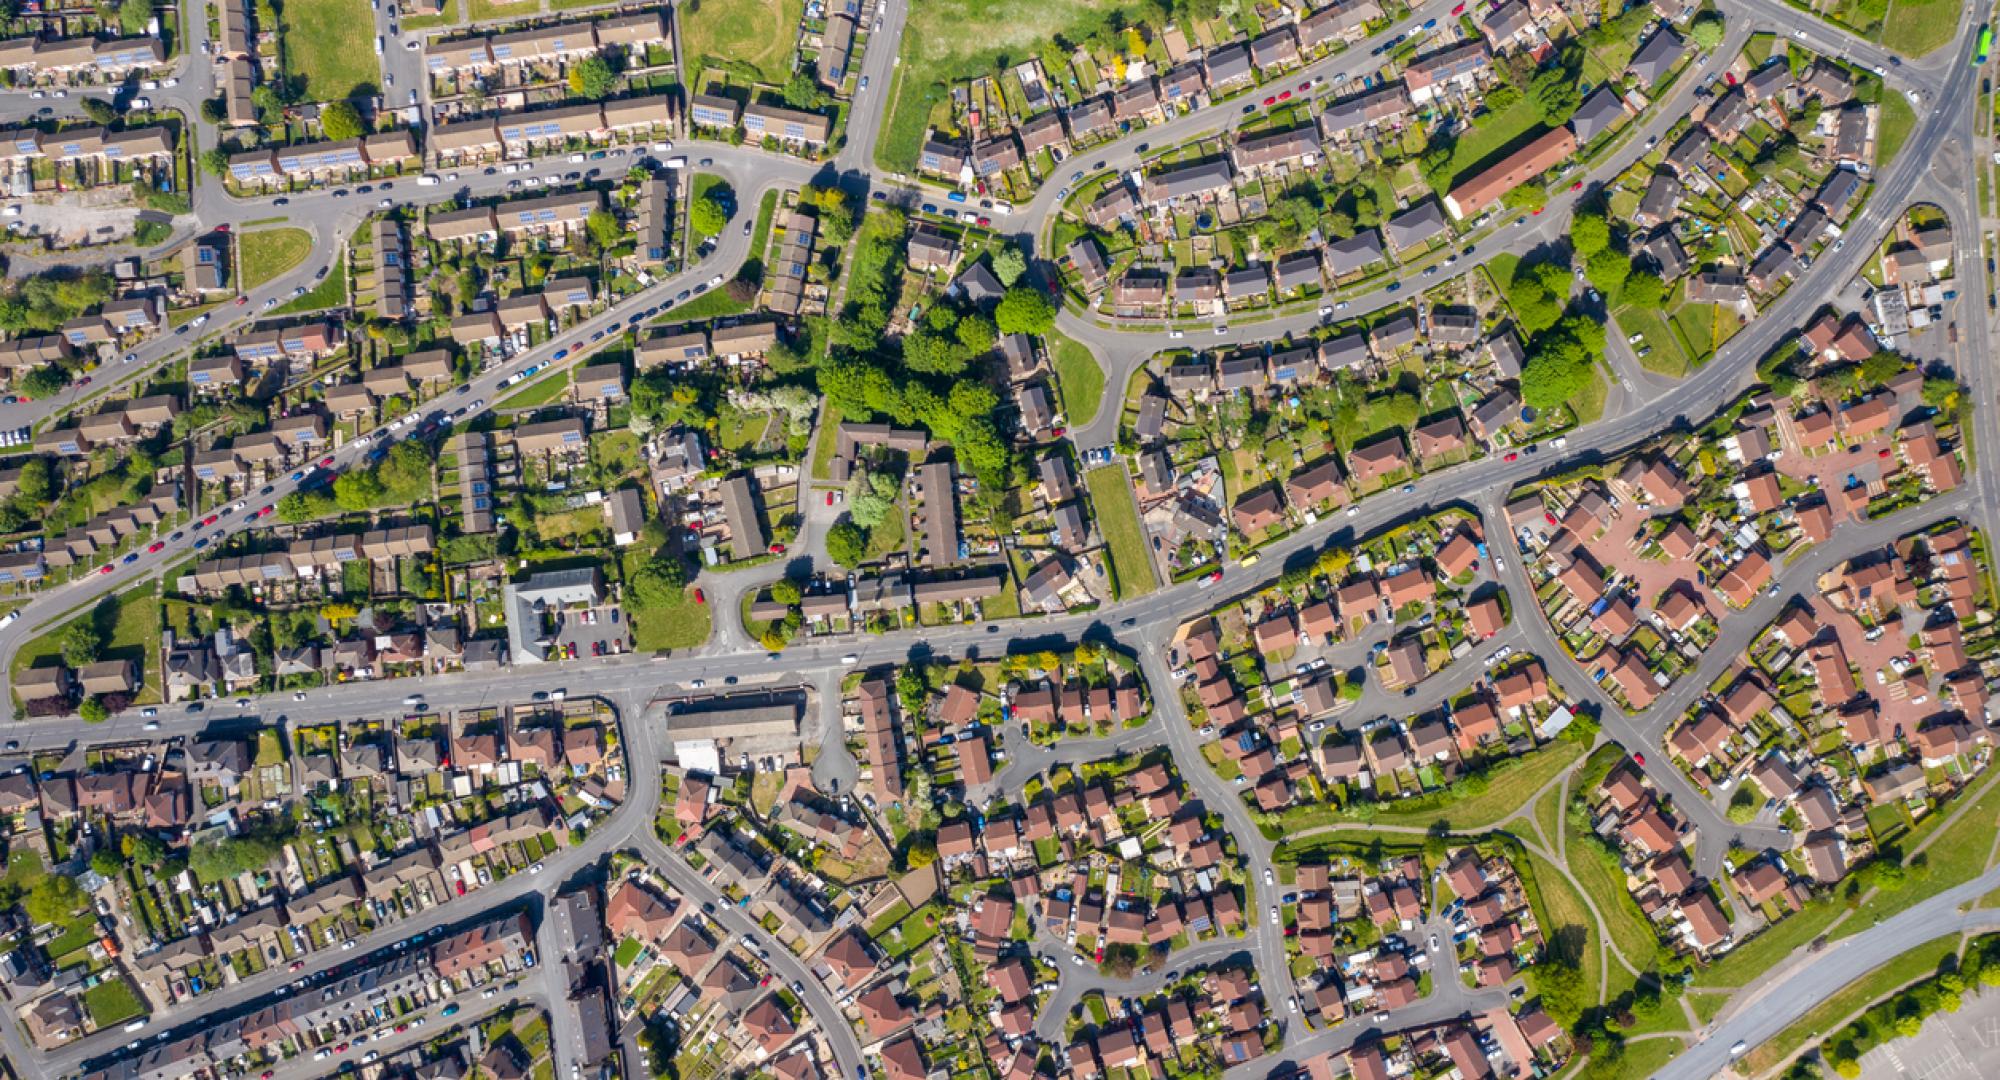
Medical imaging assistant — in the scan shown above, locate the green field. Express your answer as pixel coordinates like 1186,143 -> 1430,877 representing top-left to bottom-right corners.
1049,331 -> 1105,427
1292,739 -> 1585,833
273,259 -> 347,315
1692,895 -> 1844,989
1520,848 -> 1602,1007
279,0 -> 381,100
1875,0 -> 1962,57
1615,303 -> 1691,378
1565,809 -> 1667,968
1878,92 -> 1919,166
629,584 -> 713,651
878,0 -> 1154,172
1085,464 -> 1158,600
1834,777 -> 2000,937
497,371 -> 571,410
11,585 -> 162,706
681,0 -> 805,87
238,228 -> 314,291
1439,97 -> 1548,193
81,978 -> 146,1028
1739,934 -> 1961,1075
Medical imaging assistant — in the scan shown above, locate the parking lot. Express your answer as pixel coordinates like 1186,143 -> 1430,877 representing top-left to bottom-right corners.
1861,992 -> 2000,1079
548,604 -> 633,661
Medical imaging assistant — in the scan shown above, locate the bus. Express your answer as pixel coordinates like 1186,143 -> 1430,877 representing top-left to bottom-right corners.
1977,24 -> 1992,65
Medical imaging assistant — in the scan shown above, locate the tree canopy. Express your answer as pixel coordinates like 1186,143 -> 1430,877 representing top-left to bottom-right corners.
319,101 -> 365,141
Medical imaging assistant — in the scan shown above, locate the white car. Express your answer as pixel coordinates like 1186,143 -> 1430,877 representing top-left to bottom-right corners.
143,721 -> 159,731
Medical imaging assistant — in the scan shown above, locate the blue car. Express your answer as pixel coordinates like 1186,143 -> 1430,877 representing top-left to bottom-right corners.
552,349 -> 568,361
122,553 -> 139,564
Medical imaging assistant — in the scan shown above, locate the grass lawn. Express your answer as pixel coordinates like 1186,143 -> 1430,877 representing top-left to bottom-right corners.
497,371 -> 570,410
1877,91 -> 1919,166
1440,97 -> 1547,193
1048,330 -> 1105,426
681,0 -> 805,87
1084,464 -> 1158,600
629,585 -> 713,651
878,0 -> 1155,171
808,405 -> 844,481
1738,933 -> 1961,1075
1571,367 -> 1609,425
1566,810 -> 1667,968
613,938 -> 644,968
11,584 -> 162,706
1833,777 -> 2000,937
1615,303 -> 1691,377
81,977 -> 146,1028
279,0 -> 380,100
1520,847 -> 1601,1005
1691,895 -> 1844,989
273,259 -> 347,315
748,189 -> 779,269
1327,738 -> 1582,832
1574,1036 -> 1683,1080
665,287 -> 748,322
238,228 -> 314,291
1876,0 -> 1960,57
1532,780 -> 1565,850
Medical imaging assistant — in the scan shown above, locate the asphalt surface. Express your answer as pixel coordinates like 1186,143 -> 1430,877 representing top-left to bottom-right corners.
0,0 -> 1993,1077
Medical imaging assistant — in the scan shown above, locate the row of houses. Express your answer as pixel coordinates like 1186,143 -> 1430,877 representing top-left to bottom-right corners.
424,10 -> 667,75
0,34 -> 165,81
227,130 -> 421,189
428,94 -> 677,164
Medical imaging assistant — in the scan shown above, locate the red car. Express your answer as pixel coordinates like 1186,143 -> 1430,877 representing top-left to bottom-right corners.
1277,89 -> 1292,101
98,565 -> 114,575
319,456 -> 335,467
825,492 -> 835,506
455,881 -> 466,896
290,961 -> 305,971
202,514 -> 219,526
1569,180 -> 1584,191
234,297 -> 249,306
1298,80 -> 1313,92
1262,95 -> 1278,106
258,505 -> 275,517
147,541 -> 165,553
693,588 -> 706,605
1633,752 -> 1647,766
1531,206 -> 1544,215
1503,452 -> 1518,462
77,376 -> 91,386
214,224 -> 230,233
570,342 -> 584,352
769,542 -> 787,555
335,1043 -> 349,1054
1451,1 -> 1465,11
977,215 -> 991,226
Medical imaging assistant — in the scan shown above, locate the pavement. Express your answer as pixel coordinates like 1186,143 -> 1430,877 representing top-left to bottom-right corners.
0,0 -> 1992,1076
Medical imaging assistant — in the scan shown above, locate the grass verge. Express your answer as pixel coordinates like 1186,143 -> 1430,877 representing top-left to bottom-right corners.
238,228 -> 314,290
1084,464 -> 1157,600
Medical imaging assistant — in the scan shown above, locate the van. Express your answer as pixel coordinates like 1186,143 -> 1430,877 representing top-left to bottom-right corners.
0,611 -> 17,628
375,36 -> 385,54
840,654 -> 858,665
664,156 -> 687,169
417,174 -> 440,186
123,1020 -> 147,1033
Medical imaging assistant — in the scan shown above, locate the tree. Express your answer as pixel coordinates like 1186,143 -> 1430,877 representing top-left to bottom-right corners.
1502,183 -> 1548,213
991,246 -> 1028,287
118,0 -> 153,36
1531,66 -> 1582,125
567,56 -> 617,99
690,195 -> 728,239
585,209 -> 623,250
1526,957 -> 1589,1027
1521,336 -> 1595,411
1570,211 -> 1610,257
1620,269 -> 1665,308
1689,12 -> 1725,49
19,364 -> 69,399
1586,247 -> 1631,296
81,97 -> 116,125
1859,350 -> 1905,387
23,874 -> 83,924
200,145 -> 231,178
995,286 -> 1055,335
130,834 -> 167,865
628,556 -> 688,608
199,97 -> 227,123
826,520 -> 867,568
90,848 -> 123,875
1921,376 -> 1962,411
769,578 -> 802,606
78,697 -> 108,723
782,68 -> 828,110
59,621 -> 102,667
319,100 -> 365,141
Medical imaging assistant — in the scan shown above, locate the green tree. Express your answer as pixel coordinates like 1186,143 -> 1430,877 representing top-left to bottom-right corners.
826,520 -> 867,568
1526,957 -> 1589,1027
199,97 -> 227,124
585,209 -> 623,250
628,556 -> 688,608
59,621 -> 102,667
1521,336 -> 1594,411
995,286 -> 1055,335
118,0 -> 153,36
200,146 -> 231,178
1570,211 -> 1610,257
991,247 -> 1028,287
690,195 -> 728,239
1689,12 -> 1725,49
90,847 -> 122,875
1531,66 -> 1582,125
1586,247 -> 1631,296
79,697 -> 108,723
1859,350 -> 1905,386
24,874 -> 83,923
567,56 -> 617,99
1503,183 -> 1549,213
1921,376 -> 1962,411
1620,269 -> 1665,308
319,100 -> 365,141
130,834 -> 167,865
81,97 -> 116,125
769,578 -> 802,605
782,68 -> 828,110
19,364 -> 69,399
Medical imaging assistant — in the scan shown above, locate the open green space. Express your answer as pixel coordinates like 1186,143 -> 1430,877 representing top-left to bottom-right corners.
273,259 -> 347,315
11,584 -> 162,706
498,371 -> 571,410
1085,464 -> 1157,601
681,0 -> 805,87
1438,96 -> 1548,193
1519,848 -> 1601,1010
1564,805 -> 1667,968
279,0 -> 381,100
1049,331 -> 1105,427
878,0 -> 1155,172
1739,933 -> 1961,1076
238,228 -> 314,291
81,978 -> 146,1028
1615,303 -> 1691,378
1692,894 -> 1845,989
628,584 -> 713,651
1878,91 -> 1919,166
1833,777 -> 2000,938
1876,0 -> 1962,57
1285,739 -> 1584,833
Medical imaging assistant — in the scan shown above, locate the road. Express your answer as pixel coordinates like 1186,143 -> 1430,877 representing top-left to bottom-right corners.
0,0 -> 1992,1074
